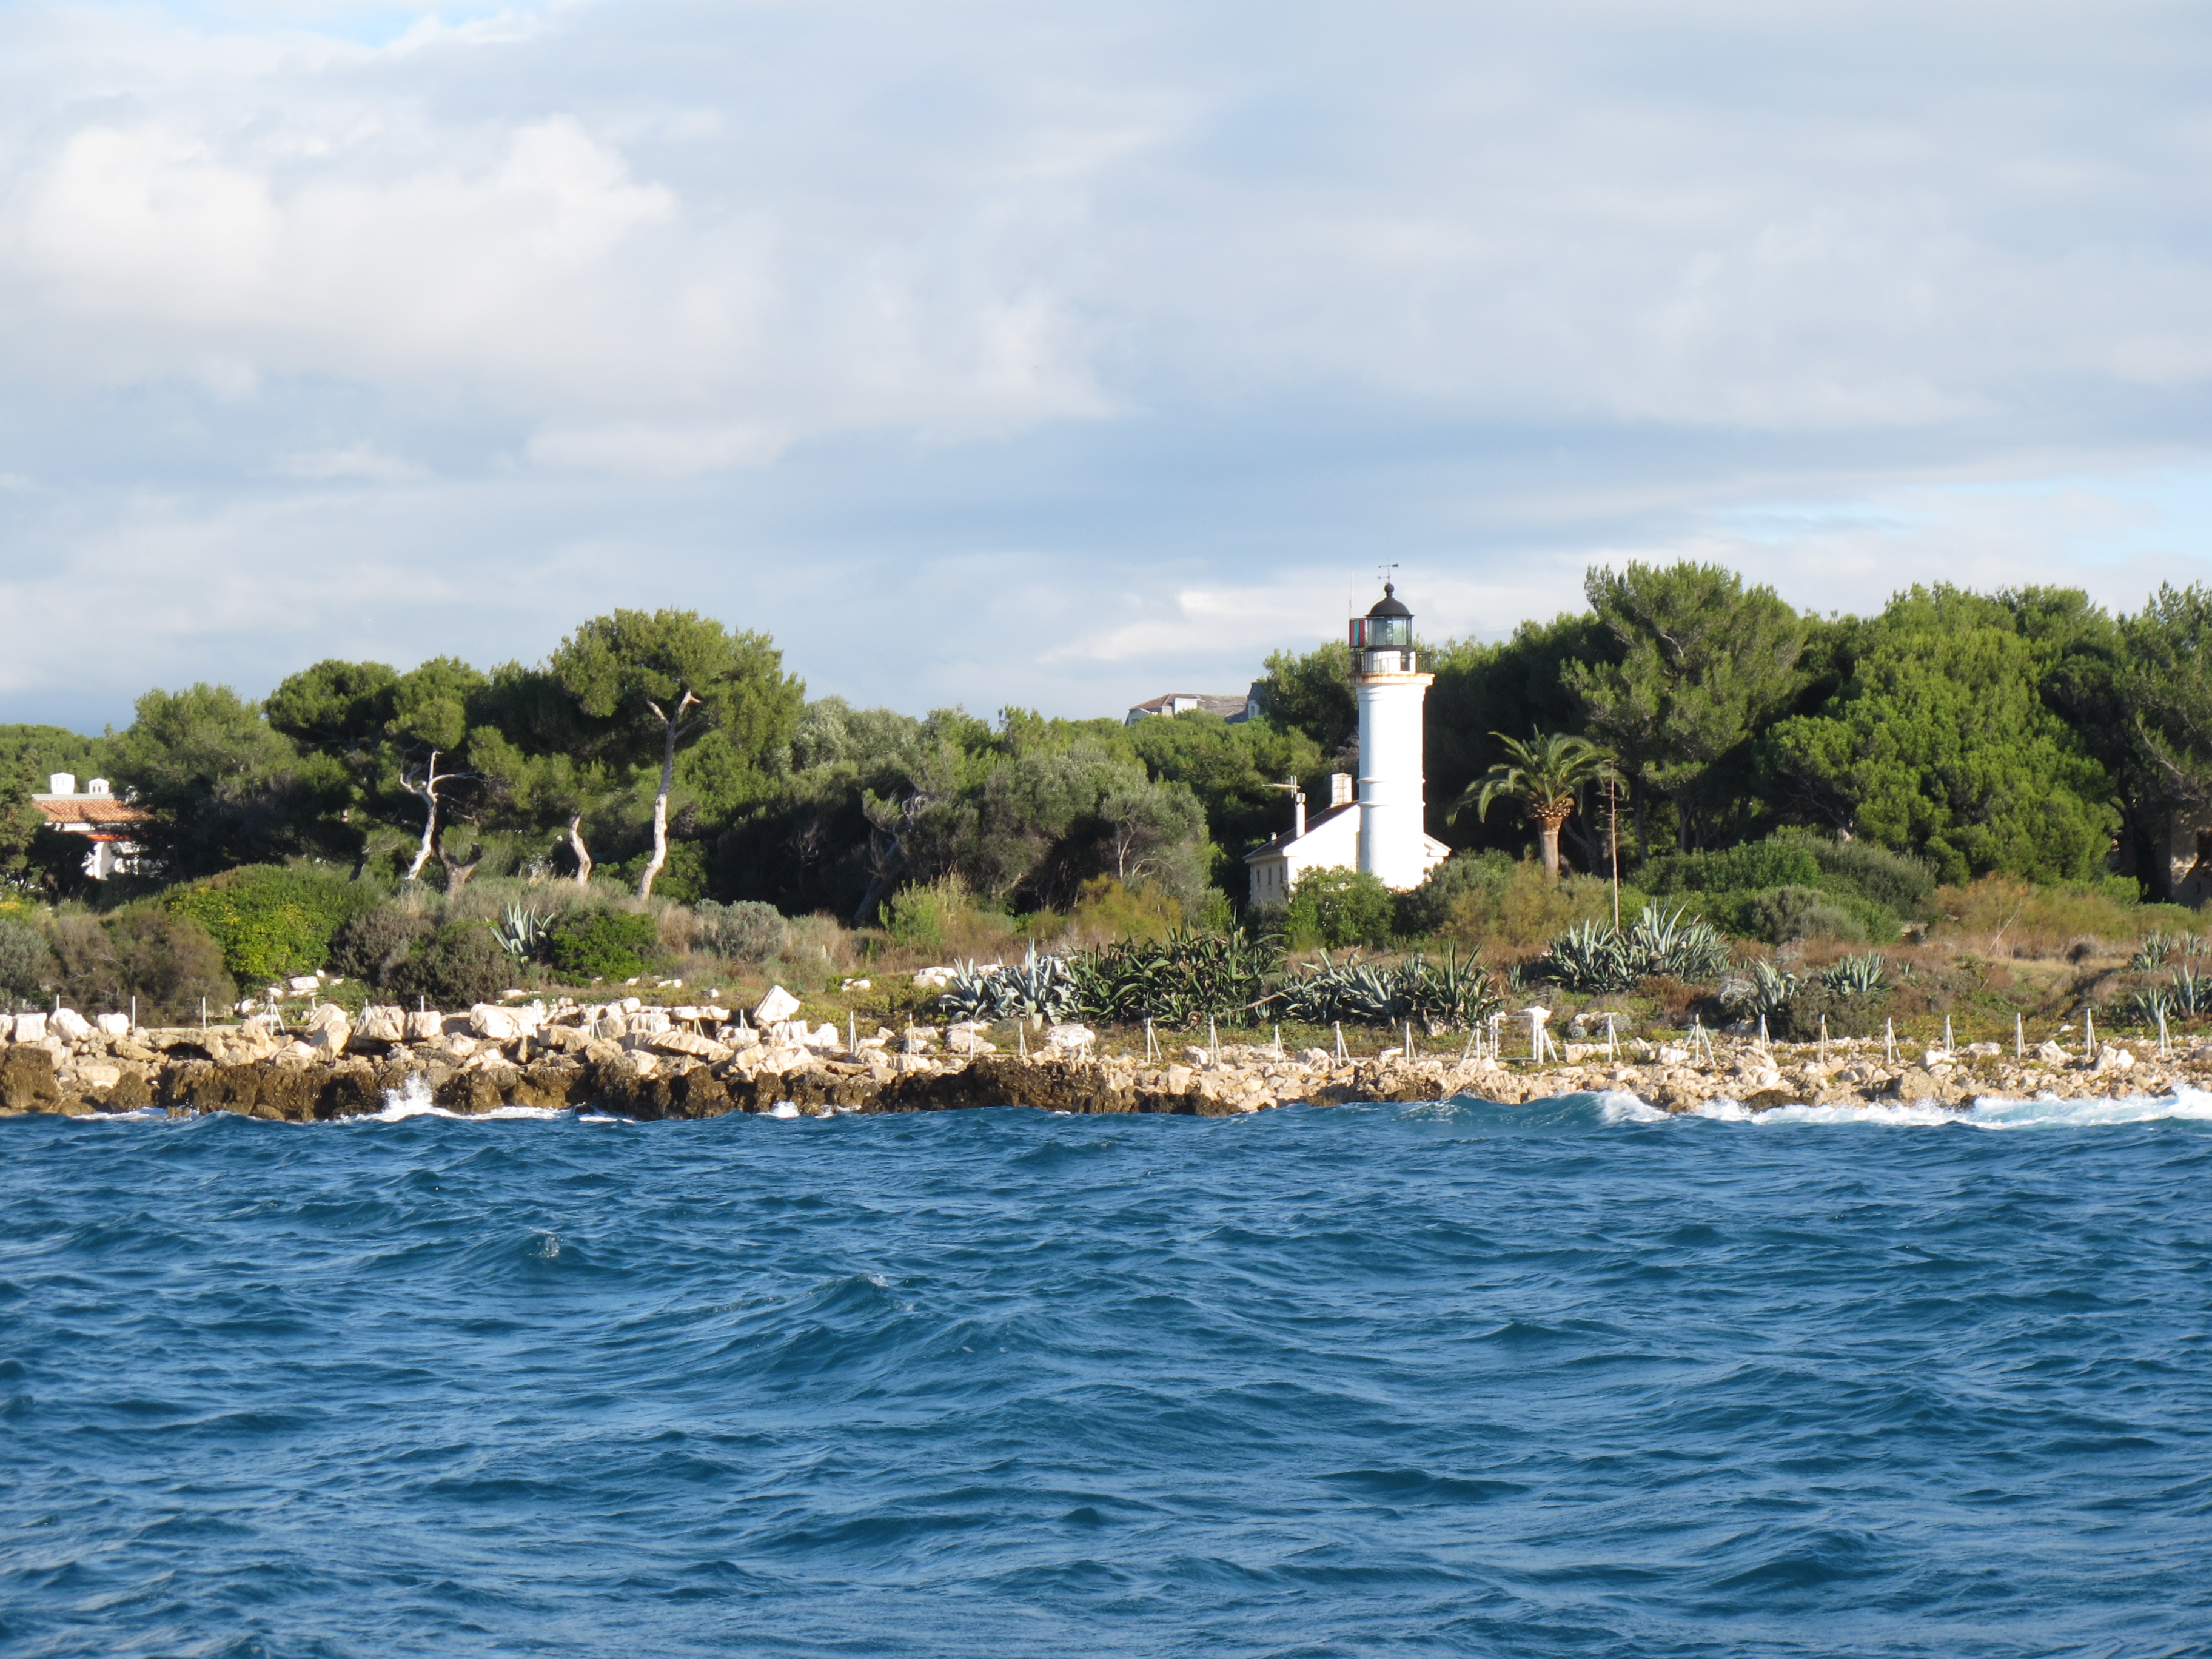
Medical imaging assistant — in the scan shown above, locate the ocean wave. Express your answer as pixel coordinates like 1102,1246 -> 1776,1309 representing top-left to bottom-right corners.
369,1074 -> 568,1124
1681,1087 -> 2212,1130
7,1066 -> 2210,1656
1417,1085 -> 2212,1131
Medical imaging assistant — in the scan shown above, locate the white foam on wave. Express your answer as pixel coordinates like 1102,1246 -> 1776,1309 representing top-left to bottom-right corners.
1595,1090 -> 1670,1125
1663,1085 -> 2212,1130
369,1074 -> 566,1124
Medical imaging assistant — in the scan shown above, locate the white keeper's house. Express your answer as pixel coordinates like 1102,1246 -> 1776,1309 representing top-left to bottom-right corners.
1244,583 -> 1449,906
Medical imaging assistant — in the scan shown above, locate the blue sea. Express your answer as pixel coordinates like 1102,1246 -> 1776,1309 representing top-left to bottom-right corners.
5,1090 -> 2211,1658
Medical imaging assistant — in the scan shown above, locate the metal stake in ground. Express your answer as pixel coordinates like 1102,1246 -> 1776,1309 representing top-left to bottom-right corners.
2015,1011 -> 2025,1059
1884,1018 -> 1897,1064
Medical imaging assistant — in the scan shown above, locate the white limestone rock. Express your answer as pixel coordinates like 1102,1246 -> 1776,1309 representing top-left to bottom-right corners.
754,985 -> 802,1025
470,1004 -> 539,1042
355,1006 -> 406,1043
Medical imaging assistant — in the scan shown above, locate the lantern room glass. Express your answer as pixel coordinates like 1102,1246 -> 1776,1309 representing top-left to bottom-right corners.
1349,616 -> 1412,649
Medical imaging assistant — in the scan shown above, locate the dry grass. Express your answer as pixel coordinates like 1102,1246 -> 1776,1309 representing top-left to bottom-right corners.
1923,874 -> 2196,960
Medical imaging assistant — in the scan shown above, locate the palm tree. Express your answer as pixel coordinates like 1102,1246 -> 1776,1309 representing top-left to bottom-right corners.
1450,731 -> 1612,880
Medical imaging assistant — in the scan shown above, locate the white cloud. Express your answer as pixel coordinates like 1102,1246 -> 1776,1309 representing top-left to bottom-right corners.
274,441 -> 427,480
8,1 -> 2212,725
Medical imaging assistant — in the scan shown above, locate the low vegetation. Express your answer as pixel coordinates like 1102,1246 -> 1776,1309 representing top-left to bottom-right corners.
11,565 -> 2212,1054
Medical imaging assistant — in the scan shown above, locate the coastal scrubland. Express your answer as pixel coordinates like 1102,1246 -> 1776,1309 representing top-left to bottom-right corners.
9,561 -> 2212,1093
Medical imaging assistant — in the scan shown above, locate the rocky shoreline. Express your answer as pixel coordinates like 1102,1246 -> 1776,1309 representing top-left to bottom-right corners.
1,997 -> 2202,1121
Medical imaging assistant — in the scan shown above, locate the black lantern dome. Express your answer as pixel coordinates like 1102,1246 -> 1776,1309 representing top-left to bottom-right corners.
1349,581 -> 1415,665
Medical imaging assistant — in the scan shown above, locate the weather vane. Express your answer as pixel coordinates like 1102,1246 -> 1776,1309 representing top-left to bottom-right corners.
1378,561 -> 1399,591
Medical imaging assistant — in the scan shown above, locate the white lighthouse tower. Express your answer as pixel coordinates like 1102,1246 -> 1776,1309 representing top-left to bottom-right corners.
1242,580 -> 1450,906
1350,582 -> 1439,890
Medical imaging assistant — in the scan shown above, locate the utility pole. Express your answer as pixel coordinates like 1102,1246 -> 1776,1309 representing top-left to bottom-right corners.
1607,766 -> 1621,929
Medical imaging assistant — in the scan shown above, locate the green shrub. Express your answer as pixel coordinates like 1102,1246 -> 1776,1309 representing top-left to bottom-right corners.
1773,980 -> 1895,1042
163,865 -> 384,985
1396,851 -> 1514,937
384,921 -> 513,1008
0,916 -> 54,1002
1053,876 -> 1184,943
1742,886 -> 1868,945
690,899 -> 789,963
1634,834 -> 1917,943
1786,830 -> 1937,917
611,842 -> 710,902
1640,841 -> 1823,897
885,874 -> 973,950
545,910 -> 663,982
1285,866 -> 1396,950
45,910 -> 235,1025
327,903 -> 437,988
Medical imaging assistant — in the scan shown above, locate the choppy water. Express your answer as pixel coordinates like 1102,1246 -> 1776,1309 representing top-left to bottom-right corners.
4,1091 -> 2211,1658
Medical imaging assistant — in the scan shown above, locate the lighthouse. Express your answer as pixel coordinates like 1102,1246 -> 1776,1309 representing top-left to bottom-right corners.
1350,583 -> 1437,890
1243,580 -> 1449,905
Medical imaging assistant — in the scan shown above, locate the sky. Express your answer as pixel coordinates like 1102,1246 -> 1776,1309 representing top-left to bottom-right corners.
7,0 -> 2212,731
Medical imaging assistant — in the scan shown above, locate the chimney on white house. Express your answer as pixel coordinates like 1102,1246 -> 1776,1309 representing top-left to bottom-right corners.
87,779 -> 110,796
48,773 -> 75,796
1329,772 -> 1354,807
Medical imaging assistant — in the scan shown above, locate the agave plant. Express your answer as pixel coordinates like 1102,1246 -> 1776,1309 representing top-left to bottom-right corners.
1718,959 -> 1799,1021
1272,949 -> 1503,1032
2127,984 -> 2175,1030
1627,905 -> 1731,982
1534,905 -> 1728,992
1820,952 -> 1889,997
1535,918 -> 1638,993
937,942 -> 1083,1022
1068,928 -> 1280,1027
494,903 -> 549,962
2171,965 -> 2212,1019
2130,931 -> 2176,971
1400,949 -> 1504,1031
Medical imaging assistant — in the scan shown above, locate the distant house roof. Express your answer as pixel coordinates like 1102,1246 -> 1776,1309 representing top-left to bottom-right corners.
1125,692 -> 1254,725
31,796 -> 150,828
